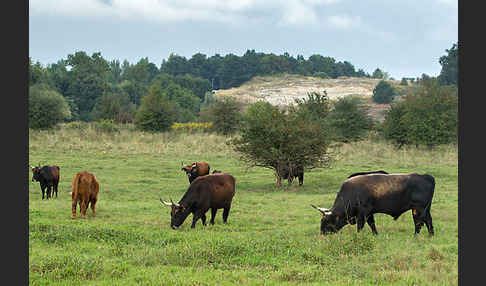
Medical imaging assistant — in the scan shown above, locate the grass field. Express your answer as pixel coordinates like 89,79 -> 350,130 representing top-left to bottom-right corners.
29,124 -> 458,285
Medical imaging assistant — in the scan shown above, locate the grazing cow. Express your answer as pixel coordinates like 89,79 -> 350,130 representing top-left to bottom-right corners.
277,165 -> 304,187
347,170 -> 388,179
31,165 -> 60,200
161,173 -> 236,229
181,161 -> 211,183
311,173 -> 435,236
71,171 -> 100,219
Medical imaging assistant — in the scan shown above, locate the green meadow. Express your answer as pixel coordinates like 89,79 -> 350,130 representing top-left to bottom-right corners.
29,124 -> 458,285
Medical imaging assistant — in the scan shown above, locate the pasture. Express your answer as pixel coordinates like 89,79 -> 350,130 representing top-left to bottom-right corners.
29,124 -> 458,285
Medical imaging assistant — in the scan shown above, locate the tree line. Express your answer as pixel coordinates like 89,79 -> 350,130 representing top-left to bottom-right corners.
29,49 -> 393,124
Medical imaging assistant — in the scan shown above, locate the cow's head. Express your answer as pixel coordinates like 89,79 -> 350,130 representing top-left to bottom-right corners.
160,198 -> 191,229
311,205 -> 346,235
31,165 -> 42,182
181,162 -> 198,182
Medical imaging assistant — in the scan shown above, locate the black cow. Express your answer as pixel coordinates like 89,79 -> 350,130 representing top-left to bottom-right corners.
160,173 -> 236,229
31,165 -> 60,200
311,173 -> 435,236
347,170 -> 388,178
277,165 -> 304,187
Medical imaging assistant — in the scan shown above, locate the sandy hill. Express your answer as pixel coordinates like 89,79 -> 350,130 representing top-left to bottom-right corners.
213,74 -> 403,122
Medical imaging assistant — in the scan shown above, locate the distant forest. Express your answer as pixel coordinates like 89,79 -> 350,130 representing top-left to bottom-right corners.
29,45 -> 457,123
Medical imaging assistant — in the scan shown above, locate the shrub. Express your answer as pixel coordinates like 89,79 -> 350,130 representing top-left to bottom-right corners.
400,78 -> 409,86
230,93 -> 333,187
94,119 -> 120,133
29,84 -> 71,129
170,122 -> 213,133
134,85 -> 176,132
372,80 -> 396,104
91,91 -> 136,123
326,97 -> 374,142
381,82 -> 457,147
200,97 -> 243,135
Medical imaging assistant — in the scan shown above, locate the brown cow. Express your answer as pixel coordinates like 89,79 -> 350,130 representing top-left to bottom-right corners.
71,171 -> 100,219
161,173 -> 236,229
181,161 -> 210,183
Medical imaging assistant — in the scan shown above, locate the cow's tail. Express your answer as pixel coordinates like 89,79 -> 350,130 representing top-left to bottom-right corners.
71,173 -> 82,201
423,174 -> 436,209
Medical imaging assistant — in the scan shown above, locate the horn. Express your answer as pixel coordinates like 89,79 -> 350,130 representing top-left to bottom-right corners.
170,198 -> 180,207
311,204 -> 332,215
160,198 -> 173,206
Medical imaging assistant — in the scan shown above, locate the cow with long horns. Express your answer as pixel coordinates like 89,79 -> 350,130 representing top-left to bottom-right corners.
30,164 -> 60,200
181,161 -> 211,184
161,172 -> 236,229
312,172 -> 435,236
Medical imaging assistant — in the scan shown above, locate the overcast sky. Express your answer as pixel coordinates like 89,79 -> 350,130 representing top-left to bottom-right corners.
29,0 -> 457,80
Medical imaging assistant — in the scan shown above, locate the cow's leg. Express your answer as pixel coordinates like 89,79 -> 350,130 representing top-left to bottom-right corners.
80,200 -> 88,218
412,209 -> 424,235
71,197 -> 77,219
41,185 -> 45,200
276,175 -> 282,188
210,208 -> 217,225
54,182 -> 59,198
366,214 -> 378,235
191,209 -> 204,228
222,206 -> 231,223
90,197 -> 97,217
201,213 -> 207,226
424,209 -> 434,236
288,175 -> 293,185
298,174 -> 304,186
357,215 -> 365,232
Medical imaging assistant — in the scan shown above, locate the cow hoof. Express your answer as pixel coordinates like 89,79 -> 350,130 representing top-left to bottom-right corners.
71,216 -> 76,219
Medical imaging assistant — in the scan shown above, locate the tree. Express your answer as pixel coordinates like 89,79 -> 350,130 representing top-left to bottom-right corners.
372,68 -> 385,79
372,80 -> 396,104
29,84 -> 71,129
134,85 -> 176,132
438,43 -> 458,86
230,93 -> 333,187
65,51 -> 110,121
326,97 -> 374,142
91,89 -> 136,123
200,97 -> 243,135
381,82 -> 458,147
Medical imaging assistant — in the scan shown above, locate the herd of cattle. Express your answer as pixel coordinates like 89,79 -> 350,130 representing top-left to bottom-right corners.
30,161 -> 435,236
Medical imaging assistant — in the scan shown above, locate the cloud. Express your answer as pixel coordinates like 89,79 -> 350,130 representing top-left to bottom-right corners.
327,15 -> 360,29
30,0 -> 340,25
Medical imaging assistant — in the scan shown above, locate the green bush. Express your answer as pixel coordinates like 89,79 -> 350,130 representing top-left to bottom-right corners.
200,96 -> 243,135
326,97 -> 374,142
134,85 -> 176,132
91,91 -> 136,123
94,119 -> 120,133
230,93 -> 333,187
381,82 -> 457,147
29,84 -> 71,129
372,80 -> 396,104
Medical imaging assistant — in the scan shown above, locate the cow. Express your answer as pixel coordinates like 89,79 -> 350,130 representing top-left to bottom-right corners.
181,161 -> 211,184
160,173 -> 236,229
347,170 -> 388,179
311,172 -> 435,236
30,165 -> 60,200
276,165 -> 304,187
71,171 -> 100,219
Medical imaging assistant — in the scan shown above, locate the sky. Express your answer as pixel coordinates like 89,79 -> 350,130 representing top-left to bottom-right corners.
29,0 -> 457,80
